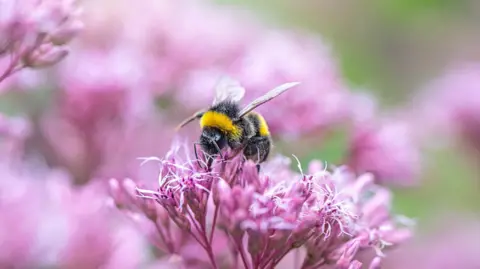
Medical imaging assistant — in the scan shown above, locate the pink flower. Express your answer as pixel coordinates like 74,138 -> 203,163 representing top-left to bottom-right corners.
112,141 -> 412,268
414,63 -> 480,152
0,0 -> 83,83
346,116 -> 421,186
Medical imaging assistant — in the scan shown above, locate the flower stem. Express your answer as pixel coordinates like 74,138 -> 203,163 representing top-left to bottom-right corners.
209,206 -> 219,244
187,208 -> 219,269
255,236 -> 270,269
205,242 -> 219,269
199,223 -> 219,269
259,244 -> 292,269
154,221 -> 175,253
271,246 -> 294,267
301,259 -> 325,269
229,234 -> 250,269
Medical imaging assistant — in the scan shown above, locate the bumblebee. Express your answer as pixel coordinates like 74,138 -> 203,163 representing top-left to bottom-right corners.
176,77 -> 299,170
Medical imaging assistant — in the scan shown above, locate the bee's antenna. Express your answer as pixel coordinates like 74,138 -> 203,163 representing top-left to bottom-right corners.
175,110 -> 206,131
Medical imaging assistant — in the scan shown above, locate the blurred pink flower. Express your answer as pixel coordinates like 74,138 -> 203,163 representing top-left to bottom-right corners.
0,165 -> 44,268
414,63 -> 480,152
27,42 -> 173,184
0,112 -> 153,268
55,181 -> 117,268
38,113 -> 174,184
56,45 -> 152,129
78,0 -> 258,95
346,116 -> 421,186
0,163 -> 150,268
0,0 -> 83,83
236,31 -> 350,137
385,215 -> 480,269
0,113 -> 30,162
112,141 -> 412,268
143,0 -> 259,93
179,31 -> 350,138
53,180 -> 149,269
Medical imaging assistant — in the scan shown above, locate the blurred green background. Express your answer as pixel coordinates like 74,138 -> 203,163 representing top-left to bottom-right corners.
218,0 -> 480,223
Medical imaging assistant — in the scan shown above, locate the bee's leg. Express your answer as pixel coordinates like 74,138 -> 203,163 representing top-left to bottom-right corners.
255,145 -> 261,173
211,140 -> 224,160
206,156 -> 214,170
193,142 -> 207,170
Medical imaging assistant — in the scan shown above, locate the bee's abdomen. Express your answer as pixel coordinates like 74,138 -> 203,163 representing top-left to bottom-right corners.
243,136 -> 271,163
246,112 -> 270,137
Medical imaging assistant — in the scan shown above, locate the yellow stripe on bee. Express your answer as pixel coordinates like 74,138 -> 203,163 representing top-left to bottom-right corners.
200,111 -> 242,139
250,112 -> 270,136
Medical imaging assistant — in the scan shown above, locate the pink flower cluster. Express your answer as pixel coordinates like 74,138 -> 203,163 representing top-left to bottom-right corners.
0,0 -> 83,84
110,143 -> 412,269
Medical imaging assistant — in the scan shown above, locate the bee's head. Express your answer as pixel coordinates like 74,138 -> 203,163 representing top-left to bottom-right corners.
200,127 -> 227,155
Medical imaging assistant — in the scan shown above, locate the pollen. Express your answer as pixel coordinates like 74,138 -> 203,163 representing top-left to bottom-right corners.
200,111 -> 242,139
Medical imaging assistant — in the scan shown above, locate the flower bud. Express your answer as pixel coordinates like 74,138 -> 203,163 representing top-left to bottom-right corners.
336,240 -> 360,268
368,257 -> 381,269
141,198 -> 159,221
173,213 -> 191,231
108,178 -> 123,206
23,44 -> 69,68
50,19 -> 84,45
347,260 -> 362,269
122,178 -> 138,199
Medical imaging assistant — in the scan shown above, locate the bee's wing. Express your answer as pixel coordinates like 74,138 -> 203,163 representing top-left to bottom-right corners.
237,82 -> 300,119
175,110 -> 206,130
212,76 -> 246,105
